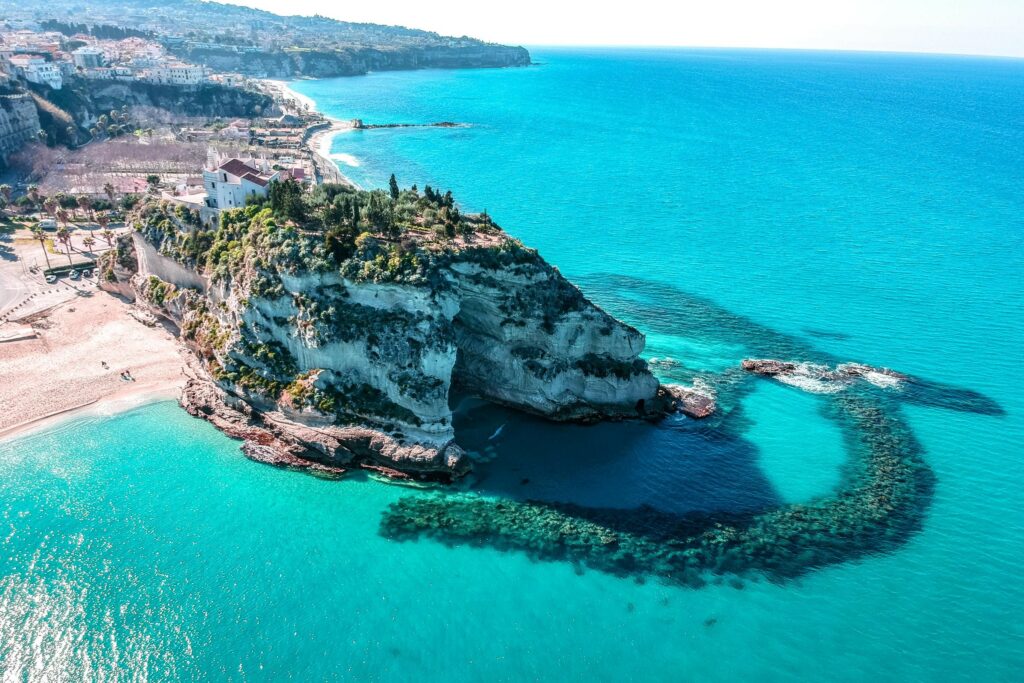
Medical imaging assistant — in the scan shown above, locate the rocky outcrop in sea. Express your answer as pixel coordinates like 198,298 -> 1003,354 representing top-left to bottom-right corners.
104,194 -> 707,479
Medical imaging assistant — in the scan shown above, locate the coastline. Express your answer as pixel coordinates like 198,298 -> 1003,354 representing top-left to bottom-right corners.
0,384 -> 181,443
261,78 -> 360,188
2,79 -> 360,445
0,292 -> 188,443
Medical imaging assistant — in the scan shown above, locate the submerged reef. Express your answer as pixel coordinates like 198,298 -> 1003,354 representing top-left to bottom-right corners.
380,276 -> 1001,586
382,387 -> 932,586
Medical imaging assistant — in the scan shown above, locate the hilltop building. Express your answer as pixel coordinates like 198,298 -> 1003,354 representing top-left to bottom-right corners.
145,63 -> 208,86
7,54 -> 62,89
203,154 -> 281,213
72,46 -> 105,69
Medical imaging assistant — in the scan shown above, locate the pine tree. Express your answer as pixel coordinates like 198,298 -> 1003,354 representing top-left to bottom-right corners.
389,174 -> 400,201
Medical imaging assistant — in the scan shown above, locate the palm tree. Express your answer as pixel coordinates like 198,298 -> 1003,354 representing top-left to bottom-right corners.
42,198 -> 58,219
31,226 -> 52,271
27,185 -> 40,209
56,226 -> 74,267
103,183 -> 115,204
76,195 -> 91,221
0,184 -> 11,204
83,236 -> 96,254
56,208 -> 70,230
101,228 -> 115,248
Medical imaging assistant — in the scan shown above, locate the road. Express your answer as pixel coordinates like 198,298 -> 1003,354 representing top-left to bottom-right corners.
0,222 -> 135,321
0,243 -> 30,317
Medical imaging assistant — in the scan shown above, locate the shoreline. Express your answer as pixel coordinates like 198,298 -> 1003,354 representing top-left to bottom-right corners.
261,78 -> 361,189
0,383 -> 181,443
0,291 -> 188,443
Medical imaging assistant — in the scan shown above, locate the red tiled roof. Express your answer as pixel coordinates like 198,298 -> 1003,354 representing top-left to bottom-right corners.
218,158 -> 259,178
242,172 -> 269,187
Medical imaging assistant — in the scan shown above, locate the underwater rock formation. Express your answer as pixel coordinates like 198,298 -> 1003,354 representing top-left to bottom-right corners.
658,383 -> 716,419
381,389 -> 935,586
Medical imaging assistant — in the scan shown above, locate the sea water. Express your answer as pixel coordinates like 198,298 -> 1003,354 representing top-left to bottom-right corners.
2,49 -> 1022,680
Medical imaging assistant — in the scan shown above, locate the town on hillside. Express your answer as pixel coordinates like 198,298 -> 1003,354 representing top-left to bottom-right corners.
0,0 -> 528,336
0,32 -> 345,331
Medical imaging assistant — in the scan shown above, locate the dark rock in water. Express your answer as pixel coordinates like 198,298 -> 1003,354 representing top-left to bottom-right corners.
704,617 -> 717,628
741,359 -> 799,376
658,383 -> 717,419
355,121 -> 469,130
627,602 -> 635,613
521,478 -> 531,485
835,363 -> 909,383
742,358 -> 909,393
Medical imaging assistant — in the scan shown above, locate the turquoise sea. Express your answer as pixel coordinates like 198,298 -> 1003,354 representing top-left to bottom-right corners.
3,49 -> 1023,680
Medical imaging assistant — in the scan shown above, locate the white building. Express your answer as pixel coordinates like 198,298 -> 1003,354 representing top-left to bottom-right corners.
146,63 -> 208,86
72,46 -> 105,69
203,155 -> 281,214
7,55 -> 62,89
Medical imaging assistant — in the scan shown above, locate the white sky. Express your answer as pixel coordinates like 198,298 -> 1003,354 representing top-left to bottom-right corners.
218,0 -> 1024,58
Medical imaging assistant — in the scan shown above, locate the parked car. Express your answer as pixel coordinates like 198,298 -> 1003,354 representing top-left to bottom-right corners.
81,269 -> 93,279
45,274 -> 57,284
70,270 -> 81,281
38,219 -> 57,230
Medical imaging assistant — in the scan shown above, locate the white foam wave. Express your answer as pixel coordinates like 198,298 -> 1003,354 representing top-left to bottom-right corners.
330,153 -> 361,167
861,371 -> 904,390
776,374 -> 845,394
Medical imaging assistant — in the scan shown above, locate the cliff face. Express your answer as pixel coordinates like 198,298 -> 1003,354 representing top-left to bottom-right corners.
113,195 -> 657,477
40,78 -> 272,127
175,45 -> 531,79
0,94 -> 42,163
445,255 -> 656,419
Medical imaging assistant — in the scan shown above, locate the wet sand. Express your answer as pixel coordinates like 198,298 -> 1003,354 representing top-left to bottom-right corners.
0,293 -> 187,441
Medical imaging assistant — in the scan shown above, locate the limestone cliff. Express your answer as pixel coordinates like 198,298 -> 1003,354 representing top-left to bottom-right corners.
176,45 -> 531,80
108,187 -> 664,478
0,93 -> 41,164
38,78 -> 272,132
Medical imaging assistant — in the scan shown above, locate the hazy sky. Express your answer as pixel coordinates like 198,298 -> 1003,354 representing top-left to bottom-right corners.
219,0 -> 1024,58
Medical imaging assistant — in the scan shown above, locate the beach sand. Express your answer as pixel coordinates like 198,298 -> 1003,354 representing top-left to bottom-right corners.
260,78 -> 359,187
0,293 -> 188,441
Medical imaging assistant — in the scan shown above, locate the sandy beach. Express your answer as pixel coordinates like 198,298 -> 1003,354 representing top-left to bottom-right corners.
260,78 -> 359,187
0,292 -> 188,441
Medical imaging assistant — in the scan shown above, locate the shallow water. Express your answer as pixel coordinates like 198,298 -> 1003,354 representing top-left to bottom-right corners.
3,48 -> 1023,680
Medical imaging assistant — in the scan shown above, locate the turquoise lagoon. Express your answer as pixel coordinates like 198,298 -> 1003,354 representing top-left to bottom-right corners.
2,49 -> 1023,680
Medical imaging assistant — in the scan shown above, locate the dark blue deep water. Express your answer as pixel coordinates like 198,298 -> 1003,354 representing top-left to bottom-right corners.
2,49 -> 1022,680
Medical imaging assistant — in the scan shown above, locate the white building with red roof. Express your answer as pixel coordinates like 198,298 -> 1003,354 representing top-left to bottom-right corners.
202,155 -> 281,214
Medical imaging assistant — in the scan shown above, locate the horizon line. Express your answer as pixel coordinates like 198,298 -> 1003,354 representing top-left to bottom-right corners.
517,44 -> 1024,62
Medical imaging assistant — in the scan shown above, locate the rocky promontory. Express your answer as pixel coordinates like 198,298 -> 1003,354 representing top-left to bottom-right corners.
102,182 -> 702,479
